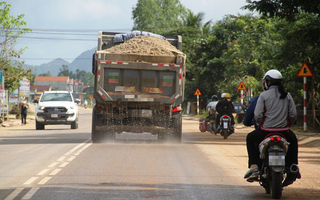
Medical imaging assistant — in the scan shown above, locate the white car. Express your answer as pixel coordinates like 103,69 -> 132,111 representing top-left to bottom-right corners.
34,91 -> 80,130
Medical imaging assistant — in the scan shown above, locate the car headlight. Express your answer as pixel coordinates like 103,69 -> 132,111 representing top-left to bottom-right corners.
37,106 -> 45,110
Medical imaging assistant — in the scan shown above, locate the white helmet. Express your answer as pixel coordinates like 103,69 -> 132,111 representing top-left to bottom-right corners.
263,69 -> 282,80
221,93 -> 226,98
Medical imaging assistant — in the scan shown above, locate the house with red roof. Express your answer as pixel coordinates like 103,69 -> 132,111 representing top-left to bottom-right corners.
34,76 -> 73,91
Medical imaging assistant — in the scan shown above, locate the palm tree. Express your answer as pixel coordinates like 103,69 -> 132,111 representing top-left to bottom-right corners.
181,10 -> 212,36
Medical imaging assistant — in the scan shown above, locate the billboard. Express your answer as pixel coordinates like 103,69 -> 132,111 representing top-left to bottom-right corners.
0,70 -> 4,101
19,78 -> 30,97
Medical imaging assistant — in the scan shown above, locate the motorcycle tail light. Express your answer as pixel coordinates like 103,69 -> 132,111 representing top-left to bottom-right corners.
270,136 -> 281,142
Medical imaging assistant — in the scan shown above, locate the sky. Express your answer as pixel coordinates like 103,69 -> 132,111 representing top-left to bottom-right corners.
6,0 -> 252,66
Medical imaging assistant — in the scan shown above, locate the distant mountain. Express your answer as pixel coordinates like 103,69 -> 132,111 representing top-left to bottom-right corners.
33,58 -> 70,76
69,48 -> 95,73
29,48 -> 96,76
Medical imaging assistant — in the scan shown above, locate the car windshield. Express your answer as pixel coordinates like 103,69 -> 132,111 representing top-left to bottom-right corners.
40,93 -> 72,102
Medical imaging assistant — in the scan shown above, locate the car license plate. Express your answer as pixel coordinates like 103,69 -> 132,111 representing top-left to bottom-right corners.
51,114 -> 58,118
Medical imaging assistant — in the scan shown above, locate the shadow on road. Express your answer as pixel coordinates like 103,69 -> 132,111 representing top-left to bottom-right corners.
1,182 -> 318,200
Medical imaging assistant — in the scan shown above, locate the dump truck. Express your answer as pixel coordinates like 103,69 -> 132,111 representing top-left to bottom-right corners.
91,31 -> 186,143
34,91 -> 43,100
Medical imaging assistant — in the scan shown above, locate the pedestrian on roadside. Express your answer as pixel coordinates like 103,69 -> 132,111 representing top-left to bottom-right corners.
20,101 -> 29,125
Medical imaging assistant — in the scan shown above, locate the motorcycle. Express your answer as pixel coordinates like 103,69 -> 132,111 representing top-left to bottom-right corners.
199,108 -> 218,134
247,133 -> 300,199
218,115 -> 233,139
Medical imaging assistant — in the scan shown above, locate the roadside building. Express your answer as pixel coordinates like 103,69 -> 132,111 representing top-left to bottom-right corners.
30,85 -> 52,100
34,76 -> 73,91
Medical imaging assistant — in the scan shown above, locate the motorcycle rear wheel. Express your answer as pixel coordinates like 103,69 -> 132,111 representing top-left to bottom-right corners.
270,170 -> 283,199
223,129 -> 228,139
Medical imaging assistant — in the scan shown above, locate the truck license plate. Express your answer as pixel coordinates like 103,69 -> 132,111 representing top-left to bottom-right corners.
141,110 -> 152,118
51,114 -> 58,118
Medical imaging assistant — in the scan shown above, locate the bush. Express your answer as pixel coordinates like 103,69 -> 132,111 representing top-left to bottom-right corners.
9,104 -> 20,115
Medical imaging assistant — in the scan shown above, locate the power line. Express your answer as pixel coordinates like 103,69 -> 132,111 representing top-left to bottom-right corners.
25,31 -> 97,36
1,27 -> 132,33
18,36 -> 96,41
18,58 -> 91,61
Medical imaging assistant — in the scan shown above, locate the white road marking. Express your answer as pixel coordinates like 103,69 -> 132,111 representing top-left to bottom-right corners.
4,140 -> 93,199
48,162 -> 59,168
67,156 -> 76,161
38,177 -> 51,185
23,177 -> 38,185
74,143 -> 91,155
59,162 -> 69,167
64,139 -> 90,155
57,156 -> 66,162
50,168 -> 61,176
4,140 -> 93,200
37,168 -> 50,176
22,188 -> 39,200
4,188 -> 24,200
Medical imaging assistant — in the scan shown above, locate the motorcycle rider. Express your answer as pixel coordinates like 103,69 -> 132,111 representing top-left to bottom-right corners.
206,95 -> 218,116
205,95 -> 219,132
243,95 -> 259,130
216,93 -> 236,131
244,69 -> 300,186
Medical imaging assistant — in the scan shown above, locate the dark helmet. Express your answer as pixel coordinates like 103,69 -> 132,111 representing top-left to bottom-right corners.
211,95 -> 218,101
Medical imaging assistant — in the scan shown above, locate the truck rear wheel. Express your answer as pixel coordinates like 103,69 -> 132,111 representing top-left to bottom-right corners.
172,112 -> 182,142
158,113 -> 182,143
91,107 -> 102,143
104,128 -> 115,141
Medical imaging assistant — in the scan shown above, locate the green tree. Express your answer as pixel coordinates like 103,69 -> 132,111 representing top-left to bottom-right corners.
58,65 -> 74,78
243,0 -> 320,20
159,10 -> 212,103
132,0 -> 187,32
75,69 -> 94,87
243,0 -> 320,123
0,2 -> 32,91
38,71 -> 52,76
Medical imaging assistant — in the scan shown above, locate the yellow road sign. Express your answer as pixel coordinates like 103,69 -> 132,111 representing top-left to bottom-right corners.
194,88 -> 202,95
237,81 -> 247,90
297,62 -> 313,77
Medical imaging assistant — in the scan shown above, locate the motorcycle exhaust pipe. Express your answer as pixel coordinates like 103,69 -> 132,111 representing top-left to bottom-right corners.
289,164 -> 299,174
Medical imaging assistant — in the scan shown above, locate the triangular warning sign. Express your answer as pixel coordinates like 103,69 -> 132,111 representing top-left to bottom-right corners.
237,81 -> 247,91
297,62 -> 314,77
194,89 -> 202,95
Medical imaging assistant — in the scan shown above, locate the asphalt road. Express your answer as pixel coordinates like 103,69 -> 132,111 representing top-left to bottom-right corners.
0,107 -> 319,200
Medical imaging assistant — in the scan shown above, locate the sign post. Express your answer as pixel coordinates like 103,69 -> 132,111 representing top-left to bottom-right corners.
237,81 -> 247,106
297,62 -> 314,131
0,70 -> 3,121
194,89 -> 202,115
